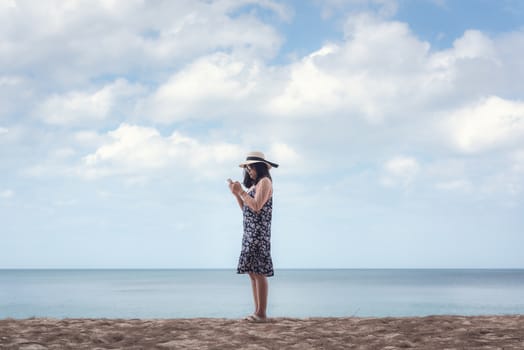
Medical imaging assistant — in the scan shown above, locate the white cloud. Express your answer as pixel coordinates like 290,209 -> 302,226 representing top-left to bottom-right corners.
0,127 -> 8,135
81,123 -> 244,180
263,15 -> 524,125
380,156 -> 420,188
142,53 -> 262,123
0,76 -> 22,87
435,180 -> 472,192
267,142 -> 302,174
83,124 -> 172,173
0,1 -> 286,84
442,96 -> 524,154
142,12 -> 444,124
452,30 -> 497,60
37,79 -> 144,125
428,29 -> 523,101
129,14 -> 359,123
269,142 -> 300,163
266,45 -> 346,118
266,13 -> 434,122
0,189 -> 14,199
317,0 -> 399,19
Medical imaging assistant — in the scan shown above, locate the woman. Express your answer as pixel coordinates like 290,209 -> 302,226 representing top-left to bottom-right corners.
229,151 -> 278,322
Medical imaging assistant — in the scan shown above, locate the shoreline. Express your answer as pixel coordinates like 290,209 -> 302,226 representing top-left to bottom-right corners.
2,315 -> 523,349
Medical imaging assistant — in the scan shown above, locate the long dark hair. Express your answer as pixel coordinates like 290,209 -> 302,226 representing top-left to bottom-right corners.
243,162 -> 272,188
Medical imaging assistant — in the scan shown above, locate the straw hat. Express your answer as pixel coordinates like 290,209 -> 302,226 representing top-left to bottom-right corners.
239,151 -> 279,169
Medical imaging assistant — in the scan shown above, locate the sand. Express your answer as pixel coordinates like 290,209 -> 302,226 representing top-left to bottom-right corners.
1,315 -> 523,349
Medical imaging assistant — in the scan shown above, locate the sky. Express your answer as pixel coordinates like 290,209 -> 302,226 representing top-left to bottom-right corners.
1,0 -> 524,269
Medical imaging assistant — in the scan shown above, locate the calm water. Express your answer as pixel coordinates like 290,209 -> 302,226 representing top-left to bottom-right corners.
1,269 -> 523,319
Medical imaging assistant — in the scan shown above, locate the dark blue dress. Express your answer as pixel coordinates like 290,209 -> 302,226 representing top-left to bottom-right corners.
237,186 -> 274,277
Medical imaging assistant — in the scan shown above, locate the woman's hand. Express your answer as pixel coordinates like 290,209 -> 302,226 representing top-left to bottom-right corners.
231,181 -> 243,196
228,180 -> 244,210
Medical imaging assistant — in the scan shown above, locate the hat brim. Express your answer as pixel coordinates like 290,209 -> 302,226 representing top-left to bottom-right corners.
239,160 -> 279,169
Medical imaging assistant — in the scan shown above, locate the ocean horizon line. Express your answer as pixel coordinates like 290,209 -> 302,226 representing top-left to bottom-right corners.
1,267 -> 523,270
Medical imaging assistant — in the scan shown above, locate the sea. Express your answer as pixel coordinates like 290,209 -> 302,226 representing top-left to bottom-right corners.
1,269 -> 523,319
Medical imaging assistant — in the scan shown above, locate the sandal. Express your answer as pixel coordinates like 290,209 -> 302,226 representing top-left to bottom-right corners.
244,314 -> 267,323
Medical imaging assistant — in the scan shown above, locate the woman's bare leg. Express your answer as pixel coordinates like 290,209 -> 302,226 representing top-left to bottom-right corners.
253,274 -> 268,319
248,273 -> 259,315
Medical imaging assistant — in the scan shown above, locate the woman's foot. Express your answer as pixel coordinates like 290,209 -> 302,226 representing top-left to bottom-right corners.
244,314 -> 268,323
252,313 -> 268,323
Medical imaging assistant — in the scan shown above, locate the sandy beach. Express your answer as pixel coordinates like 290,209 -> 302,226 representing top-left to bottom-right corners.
1,315 -> 523,349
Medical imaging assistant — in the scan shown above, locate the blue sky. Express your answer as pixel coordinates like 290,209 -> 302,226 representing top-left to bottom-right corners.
1,0 -> 524,269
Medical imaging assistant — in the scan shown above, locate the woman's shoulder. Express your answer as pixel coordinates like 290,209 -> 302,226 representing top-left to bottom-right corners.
258,176 -> 272,184
257,176 -> 273,189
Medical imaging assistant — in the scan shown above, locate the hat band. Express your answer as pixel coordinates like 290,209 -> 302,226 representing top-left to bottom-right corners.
246,156 -> 279,168
246,156 -> 267,162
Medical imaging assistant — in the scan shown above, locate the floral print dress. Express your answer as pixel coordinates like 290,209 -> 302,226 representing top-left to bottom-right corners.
237,186 -> 274,277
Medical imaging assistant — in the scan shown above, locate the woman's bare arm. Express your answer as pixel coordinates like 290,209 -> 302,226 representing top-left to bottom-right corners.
240,177 -> 272,213
234,192 -> 243,210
